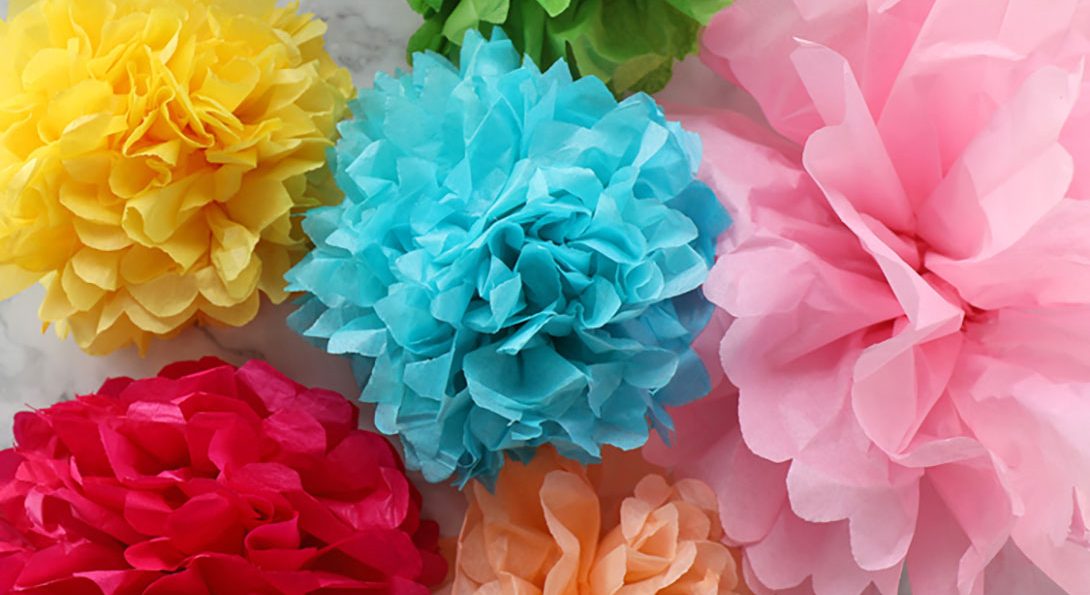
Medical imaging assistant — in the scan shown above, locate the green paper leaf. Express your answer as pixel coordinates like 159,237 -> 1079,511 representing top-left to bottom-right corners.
404,0 -> 732,96
408,15 -> 447,57
407,0 -> 445,14
665,0 -> 732,24
442,0 -> 510,44
507,0 -> 553,67
535,0 -> 572,18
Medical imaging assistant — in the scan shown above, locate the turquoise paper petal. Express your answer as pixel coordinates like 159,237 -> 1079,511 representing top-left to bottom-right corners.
286,30 -> 730,486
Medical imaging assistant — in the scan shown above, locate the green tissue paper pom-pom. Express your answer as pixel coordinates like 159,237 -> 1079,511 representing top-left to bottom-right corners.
405,0 -> 732,96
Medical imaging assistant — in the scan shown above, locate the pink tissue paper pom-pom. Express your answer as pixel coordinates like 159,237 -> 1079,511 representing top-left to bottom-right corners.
649,0 -> 1090,594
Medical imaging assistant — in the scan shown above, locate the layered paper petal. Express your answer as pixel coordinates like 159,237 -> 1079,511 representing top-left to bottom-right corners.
452,447 -> 746,595
658,0 -> 1090,592
286,30 -> 729,485
0,358 -> 447,593
0,0 -> 353,354
405,0 -> 731,96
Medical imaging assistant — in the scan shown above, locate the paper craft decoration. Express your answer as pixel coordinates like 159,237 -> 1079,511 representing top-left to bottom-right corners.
0,0 -> 353,354
405,0 -> 731,96
0,357 -> 447,593
453,447 -> 748,594
663,0 -> 1090,592
287,30 -> 728,485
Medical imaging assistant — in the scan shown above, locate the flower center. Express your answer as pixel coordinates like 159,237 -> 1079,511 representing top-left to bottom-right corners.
899,232 -> 996,329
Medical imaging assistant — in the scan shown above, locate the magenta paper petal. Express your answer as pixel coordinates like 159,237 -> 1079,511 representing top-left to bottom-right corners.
0,359 -> 447,592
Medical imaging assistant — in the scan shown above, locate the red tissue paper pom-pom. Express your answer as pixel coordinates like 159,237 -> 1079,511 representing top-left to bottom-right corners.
0,357 -> 447,594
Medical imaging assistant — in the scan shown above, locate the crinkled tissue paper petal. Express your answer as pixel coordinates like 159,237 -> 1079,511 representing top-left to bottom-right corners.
653,0 -> 1090,593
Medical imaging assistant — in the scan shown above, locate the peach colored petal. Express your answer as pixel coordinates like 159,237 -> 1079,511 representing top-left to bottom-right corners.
454,448 -> 745,594
454,449 -> 595,595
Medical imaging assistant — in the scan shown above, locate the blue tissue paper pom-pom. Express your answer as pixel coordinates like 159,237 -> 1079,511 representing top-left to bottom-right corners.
286,30 -> 730,485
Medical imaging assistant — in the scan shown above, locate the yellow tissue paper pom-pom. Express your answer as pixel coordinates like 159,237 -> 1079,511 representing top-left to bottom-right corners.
0,0 -> 353,354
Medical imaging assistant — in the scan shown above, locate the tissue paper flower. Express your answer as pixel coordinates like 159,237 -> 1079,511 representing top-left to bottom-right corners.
0,0 -> 353,354
0,358 -> 447,593
665,0 -> 1090,592
405,0 -> 731,96
452,447 -> 745,594
287,30 -> 728,485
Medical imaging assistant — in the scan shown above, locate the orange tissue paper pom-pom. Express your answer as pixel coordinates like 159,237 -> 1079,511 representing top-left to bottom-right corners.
453,447 -> 752,595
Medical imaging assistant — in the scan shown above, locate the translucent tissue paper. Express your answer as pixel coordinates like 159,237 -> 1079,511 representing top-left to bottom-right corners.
657,0 -> 1090,593
287,31 -> 729,485
452,447 -> 747,594
405,0 -> 731,96
0,358 -> 447,593
0,0 -> 353,354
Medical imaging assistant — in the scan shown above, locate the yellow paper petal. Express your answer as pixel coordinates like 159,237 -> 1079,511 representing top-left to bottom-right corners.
127,271 -> 199,318
220,255 -> 262,301
58,113 -> 127,157
68,304 -> 134,354
198,58 -> 261,112
119,244 -> 175,285
73,218 -> 134,252
207,206 -> 259,282
43,80 -> 115,144
62,152 -> 114,186
198,291 -> 260,327
21,47 -> 72,93
70,247 -> 122,291
122,291 -> 200,334
256,241 -> 292,303
82,319 -> 150,355
223,175 -> 294,233
60,261 -> 106,311
75,305 -> 155,355
39,273 -> 76,322
60,182 -> 122,226
0,264 -> 41,300
155,212 -> 213,271
121,177 -> 198,241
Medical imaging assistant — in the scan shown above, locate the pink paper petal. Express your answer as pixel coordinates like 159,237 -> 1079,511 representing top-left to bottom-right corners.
659,0 -> 1090,591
